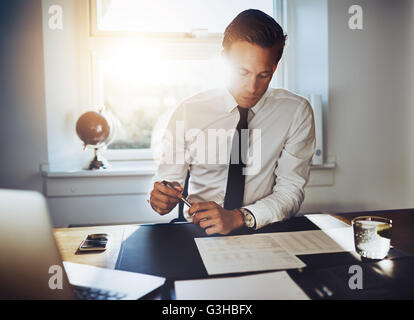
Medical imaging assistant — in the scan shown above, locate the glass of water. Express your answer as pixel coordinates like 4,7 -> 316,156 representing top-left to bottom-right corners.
352,216 -> 392,259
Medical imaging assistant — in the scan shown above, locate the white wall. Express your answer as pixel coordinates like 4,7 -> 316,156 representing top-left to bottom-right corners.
0,0 -> 48,192
281,0 -> 329,164
302,0 -> 414,213
41,0 -> 93,171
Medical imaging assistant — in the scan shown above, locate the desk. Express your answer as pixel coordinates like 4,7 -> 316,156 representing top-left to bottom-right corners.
53,210 -> 414,299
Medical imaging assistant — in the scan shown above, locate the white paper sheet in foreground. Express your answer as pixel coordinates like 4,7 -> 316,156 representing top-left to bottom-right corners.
194,234 -> 306,275
175,271 -> 309,300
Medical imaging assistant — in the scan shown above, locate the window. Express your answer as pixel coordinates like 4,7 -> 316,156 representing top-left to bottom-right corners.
89,0 -> 283,160
95,50 -> 228,151
93,0 -> 274,34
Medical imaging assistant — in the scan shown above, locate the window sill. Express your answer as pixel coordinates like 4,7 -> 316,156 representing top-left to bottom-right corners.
310,162 -> 335,170
40,161 -> 157,178
308,161 -> 336,187
41,161 -> 336,198
41,162 -> 156,197
41,162 -> 335,178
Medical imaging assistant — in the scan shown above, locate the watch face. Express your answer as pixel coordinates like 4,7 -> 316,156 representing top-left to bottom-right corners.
244,213 -> 255,228
240,208 -> 255,228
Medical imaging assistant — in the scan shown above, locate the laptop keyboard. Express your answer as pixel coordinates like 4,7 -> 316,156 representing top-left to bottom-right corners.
73,285 -> 127,300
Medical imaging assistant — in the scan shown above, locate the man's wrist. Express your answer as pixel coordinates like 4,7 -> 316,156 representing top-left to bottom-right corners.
232,209 -> 245,229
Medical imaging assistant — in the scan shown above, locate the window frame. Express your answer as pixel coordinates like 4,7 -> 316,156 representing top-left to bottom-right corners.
90,0 -> 227,40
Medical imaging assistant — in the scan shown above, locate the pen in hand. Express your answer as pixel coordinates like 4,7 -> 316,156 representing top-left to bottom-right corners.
162,181 -> 209,224
161,180 -> 192,207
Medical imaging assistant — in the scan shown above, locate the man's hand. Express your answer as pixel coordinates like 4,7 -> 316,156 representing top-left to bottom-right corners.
150,181 -> 183,215
189,201 -> 244,235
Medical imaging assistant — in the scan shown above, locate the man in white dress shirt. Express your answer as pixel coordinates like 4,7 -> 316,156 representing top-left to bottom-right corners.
149,9 -> 316,235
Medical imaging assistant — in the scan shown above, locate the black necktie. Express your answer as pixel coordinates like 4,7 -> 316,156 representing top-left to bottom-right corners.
223,106 -> 249,210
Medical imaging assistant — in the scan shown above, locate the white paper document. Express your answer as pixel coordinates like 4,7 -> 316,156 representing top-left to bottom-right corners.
195,228 -> 355,275
175,271 -> 310,300
268,229 -> 352,255
194,234 -> 306,275
322,227 -> 356,252
304,214 -> 351,230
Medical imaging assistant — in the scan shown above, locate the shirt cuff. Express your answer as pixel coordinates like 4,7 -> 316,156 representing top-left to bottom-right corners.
243,201 -> 283,230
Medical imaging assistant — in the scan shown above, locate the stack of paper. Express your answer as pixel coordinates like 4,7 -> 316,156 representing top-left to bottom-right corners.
186,218 -> 356,300
195,227 -> 354,275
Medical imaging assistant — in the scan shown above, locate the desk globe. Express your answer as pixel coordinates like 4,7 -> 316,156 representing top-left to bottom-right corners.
76,109 -> 113,170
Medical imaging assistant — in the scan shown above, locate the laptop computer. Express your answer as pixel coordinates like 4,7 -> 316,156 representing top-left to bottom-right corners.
0,189 -> 164,300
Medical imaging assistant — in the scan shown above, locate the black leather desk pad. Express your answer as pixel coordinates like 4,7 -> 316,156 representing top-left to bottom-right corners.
115,216 -> 407,280
290,256 -> 414,299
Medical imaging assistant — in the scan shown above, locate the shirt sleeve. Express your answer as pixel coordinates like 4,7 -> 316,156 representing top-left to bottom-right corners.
243,100 -> 316,229
147,103 -> 190,207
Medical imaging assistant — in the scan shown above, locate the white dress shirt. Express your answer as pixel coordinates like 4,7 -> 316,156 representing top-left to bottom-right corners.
150,86 -> 316,229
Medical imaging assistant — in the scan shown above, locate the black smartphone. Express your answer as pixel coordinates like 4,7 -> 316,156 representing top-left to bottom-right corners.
79,233 -> 111,251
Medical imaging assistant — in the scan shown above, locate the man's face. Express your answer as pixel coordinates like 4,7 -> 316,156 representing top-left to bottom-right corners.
225,41 -> 278,109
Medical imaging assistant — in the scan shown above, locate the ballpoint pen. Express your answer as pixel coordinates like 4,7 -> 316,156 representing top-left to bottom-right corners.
161,180 -> 192,207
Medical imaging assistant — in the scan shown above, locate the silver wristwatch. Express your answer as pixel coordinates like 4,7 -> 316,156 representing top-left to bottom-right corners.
239,208 -> 256,229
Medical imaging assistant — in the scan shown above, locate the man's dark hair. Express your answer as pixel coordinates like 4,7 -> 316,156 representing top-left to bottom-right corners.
222,9 -> 287,64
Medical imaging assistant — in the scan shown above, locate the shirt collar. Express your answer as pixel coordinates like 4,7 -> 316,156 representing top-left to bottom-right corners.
223,87 -> 271,115
251,87 -> 271,115
223,88 -> 239,113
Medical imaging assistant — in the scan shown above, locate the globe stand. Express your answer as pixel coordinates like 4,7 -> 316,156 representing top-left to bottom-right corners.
88,148 -> 110,170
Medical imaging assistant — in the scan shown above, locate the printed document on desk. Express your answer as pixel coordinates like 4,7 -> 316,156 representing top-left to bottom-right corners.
267,228 -> 354,255
194,234 -> 306,275
194,228 -> 354,275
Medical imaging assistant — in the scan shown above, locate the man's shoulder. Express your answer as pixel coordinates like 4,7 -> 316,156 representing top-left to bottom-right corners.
265,88 -> 313,118
180,88 -> 225,108
168,88 -> 226,122
268,88 -> 310,106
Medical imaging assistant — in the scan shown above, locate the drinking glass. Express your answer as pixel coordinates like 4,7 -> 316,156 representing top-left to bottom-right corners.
352,216 -> 392,259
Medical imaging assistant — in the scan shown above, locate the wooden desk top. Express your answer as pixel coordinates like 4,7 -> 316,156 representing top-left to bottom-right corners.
54,210 -> 414,270
53,224 -> 139,269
